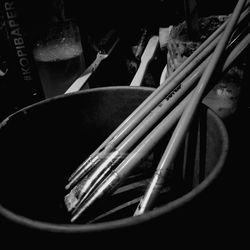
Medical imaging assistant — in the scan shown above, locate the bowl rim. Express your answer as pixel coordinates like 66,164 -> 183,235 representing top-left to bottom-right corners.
0,86 -> 229,233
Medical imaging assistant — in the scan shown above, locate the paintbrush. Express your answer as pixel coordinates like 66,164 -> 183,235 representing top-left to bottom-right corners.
67,22 -> 250,221
66,18 -> 226,187
72,30 -> 250,221
65,1 -> 249,219
134,0 -> 247,215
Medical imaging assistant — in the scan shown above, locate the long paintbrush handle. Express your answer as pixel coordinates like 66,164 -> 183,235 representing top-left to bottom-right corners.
134,0 -> 247,215
68,6 -> 249,183
69,29 -> 250,221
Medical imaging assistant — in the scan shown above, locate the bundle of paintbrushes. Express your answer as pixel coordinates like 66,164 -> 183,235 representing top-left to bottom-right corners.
64,0 -> 250,222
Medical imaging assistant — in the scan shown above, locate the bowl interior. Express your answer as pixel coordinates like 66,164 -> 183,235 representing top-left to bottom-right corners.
0,87 -> 228,227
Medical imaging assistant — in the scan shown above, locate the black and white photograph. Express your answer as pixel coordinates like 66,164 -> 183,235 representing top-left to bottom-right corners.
0,0 -> 249,247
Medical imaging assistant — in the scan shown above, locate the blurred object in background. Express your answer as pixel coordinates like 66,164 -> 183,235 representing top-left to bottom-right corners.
0,0 -> 45,121
162,15 -> 248,119
184,0 -> 200,40
14,0 -> 87,98
0,0 -> 243,120
33,19 -> 86,98
157,1 -> 249,119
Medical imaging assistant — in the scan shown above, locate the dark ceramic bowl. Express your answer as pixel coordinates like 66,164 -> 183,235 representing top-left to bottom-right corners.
0,86 -> 229,245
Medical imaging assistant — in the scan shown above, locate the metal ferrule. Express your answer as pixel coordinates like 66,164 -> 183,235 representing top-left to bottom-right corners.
71,172 -> 120,222
68,150 -> 121,213
73,164 -> 113,210
68,154 -> 96,181
134,173 -> 162,216
66,154 -> 101,190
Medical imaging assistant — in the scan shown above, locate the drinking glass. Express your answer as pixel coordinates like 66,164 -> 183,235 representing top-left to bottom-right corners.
33,19 -> 86,98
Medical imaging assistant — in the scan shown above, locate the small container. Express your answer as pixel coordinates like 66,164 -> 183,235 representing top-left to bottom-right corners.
33,19 -> 86,98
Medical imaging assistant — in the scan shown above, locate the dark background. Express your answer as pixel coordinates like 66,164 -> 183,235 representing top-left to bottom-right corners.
1,0 -> 248,245
18,0 -> 239,38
